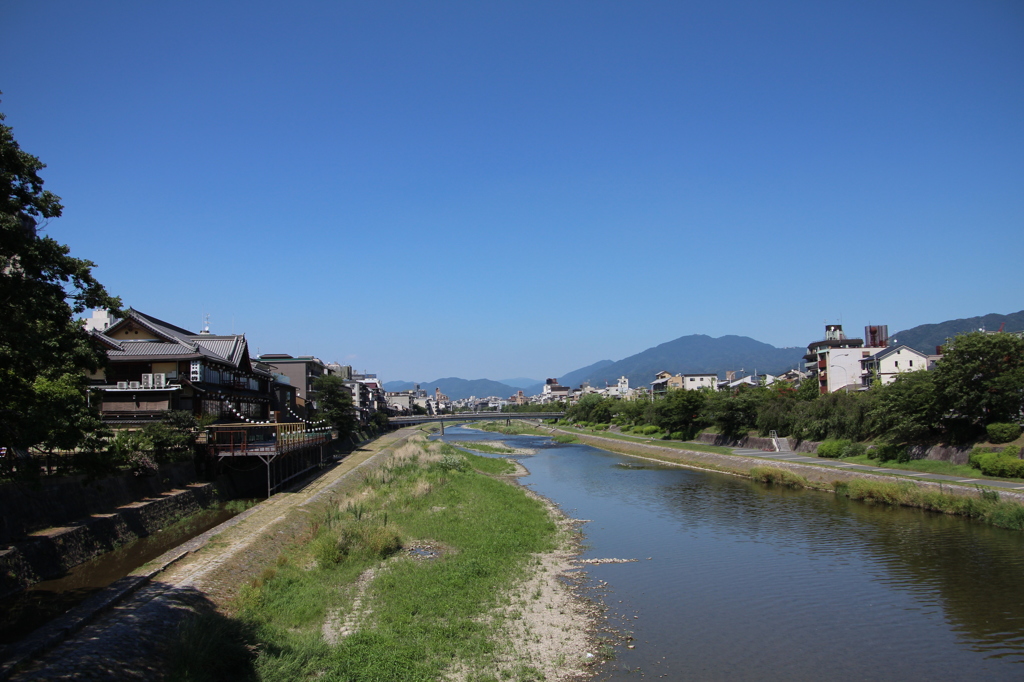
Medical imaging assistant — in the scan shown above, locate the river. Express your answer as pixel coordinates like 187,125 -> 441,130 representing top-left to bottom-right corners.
442,425 -> 1024,680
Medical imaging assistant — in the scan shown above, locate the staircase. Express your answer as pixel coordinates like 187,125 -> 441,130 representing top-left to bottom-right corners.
769,430 -> 793,453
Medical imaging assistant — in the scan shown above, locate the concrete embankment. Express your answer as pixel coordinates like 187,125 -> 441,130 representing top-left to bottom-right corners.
539,425 -> 1024,505
0,481 -> 220,599
2,427 -> 418,681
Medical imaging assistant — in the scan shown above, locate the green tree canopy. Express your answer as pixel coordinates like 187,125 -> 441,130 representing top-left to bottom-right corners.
870,370 -> 941,445
1,108 -> 121,451
933,331 -> 1024,435
311,374 -> 357,440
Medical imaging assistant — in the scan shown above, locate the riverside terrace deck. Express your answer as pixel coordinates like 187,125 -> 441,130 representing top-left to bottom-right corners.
207,423 -> 334,498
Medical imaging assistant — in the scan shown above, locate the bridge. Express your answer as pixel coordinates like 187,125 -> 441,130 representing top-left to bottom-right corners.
389,412 -> 564,429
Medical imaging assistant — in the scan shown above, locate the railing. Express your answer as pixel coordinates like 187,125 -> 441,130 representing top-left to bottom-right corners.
207,422 -> 333,457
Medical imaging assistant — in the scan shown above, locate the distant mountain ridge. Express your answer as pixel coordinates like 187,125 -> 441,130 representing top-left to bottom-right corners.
382,377 -> 520,401
891,310 -> 1024,353
547,335 -> 804,390
387,309 -> 1024,400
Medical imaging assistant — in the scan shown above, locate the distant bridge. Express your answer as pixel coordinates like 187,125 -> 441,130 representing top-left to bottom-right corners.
389,412 -> 564,427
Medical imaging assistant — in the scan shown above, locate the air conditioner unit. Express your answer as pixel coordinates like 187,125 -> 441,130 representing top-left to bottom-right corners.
166,370 -> 178,380
153,373 -> 166,388
117,381 -> 128,390
141,373 -> 153,388
129,381 -> 141,390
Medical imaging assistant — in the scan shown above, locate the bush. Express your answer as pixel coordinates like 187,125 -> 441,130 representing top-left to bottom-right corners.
669,431 -> 686,440
987,423 -> 1022,444
593,423 -> 609,431
843,442 -> 867,459
817,439 -> 851,459
872,443 -> 906,463
639,425 -> 661,436
970,447 -> 1024,478
436,454 -> 469,472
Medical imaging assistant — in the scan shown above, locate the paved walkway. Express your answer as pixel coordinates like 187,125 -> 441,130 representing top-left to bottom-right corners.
729,447 -> 1024,491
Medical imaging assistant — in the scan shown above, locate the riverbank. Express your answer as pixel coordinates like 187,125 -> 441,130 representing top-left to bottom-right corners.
533,422 -> 1024,530
170,433 -> 599,681
6,427 -> 601,681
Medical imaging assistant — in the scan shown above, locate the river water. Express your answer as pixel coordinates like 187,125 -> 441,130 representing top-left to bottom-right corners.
442,425 -> 1024,680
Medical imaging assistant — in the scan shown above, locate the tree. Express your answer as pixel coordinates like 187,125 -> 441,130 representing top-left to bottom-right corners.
311,375 -> 357,440
933,331 -> 1024,438
647,389 -> 708,438
870,370 -> 941,445
1,106 -> 121,452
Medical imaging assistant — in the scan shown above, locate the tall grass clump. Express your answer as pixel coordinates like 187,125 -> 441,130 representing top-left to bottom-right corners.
833,478 -> 1024,531
749,466 -> 809,488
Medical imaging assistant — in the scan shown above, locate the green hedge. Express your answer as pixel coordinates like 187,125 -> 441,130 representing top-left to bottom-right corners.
970,445 -> 1024,478
987,423 -> 1022,444
817,439 -> 851,458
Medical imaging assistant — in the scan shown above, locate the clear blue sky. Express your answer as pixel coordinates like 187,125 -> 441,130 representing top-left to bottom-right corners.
3,1 -> 1022,383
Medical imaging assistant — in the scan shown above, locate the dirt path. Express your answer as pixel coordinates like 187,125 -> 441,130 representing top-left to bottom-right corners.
7,428 -> 419,681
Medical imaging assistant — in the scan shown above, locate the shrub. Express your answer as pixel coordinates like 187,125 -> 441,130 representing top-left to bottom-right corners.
436,454 -> 469,472
872,443 -> 906,463
843,442 -> 867,459
817,439 -> 851,459
639,425 -> 661,436
970,450 -> 1024,478
593,423 -> 609,431
669,431 -> 686,440
987,423 -> 1022,444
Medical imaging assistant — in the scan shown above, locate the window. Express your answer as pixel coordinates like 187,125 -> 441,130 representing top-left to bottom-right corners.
909,360 -> 913,367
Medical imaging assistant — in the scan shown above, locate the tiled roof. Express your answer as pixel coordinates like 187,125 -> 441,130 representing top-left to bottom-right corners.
107,341 -> 201,358
99,309 -> 255,372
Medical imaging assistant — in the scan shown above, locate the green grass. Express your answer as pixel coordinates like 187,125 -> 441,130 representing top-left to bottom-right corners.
556,424 -> 734,455
837,454 -> 1022,481
833,478 -> 1024,531
552,434 -> 578,444
449,441 -> 516,456
170,438 -> 557,681
749,466 -> 810,488
469,421 -> 549,436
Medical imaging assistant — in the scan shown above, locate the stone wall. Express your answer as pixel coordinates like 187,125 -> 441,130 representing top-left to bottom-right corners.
0,461 -> 200,545
0,483 -> 217,599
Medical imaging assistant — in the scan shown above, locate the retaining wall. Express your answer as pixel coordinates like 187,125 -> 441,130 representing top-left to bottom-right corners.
0,461 -> 200,545
0,482 -> 218,599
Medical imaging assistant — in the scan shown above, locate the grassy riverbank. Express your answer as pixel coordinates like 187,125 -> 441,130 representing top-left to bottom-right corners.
449,440 -> 517,455
557,428 -> 1024,532
170,436 -> 595,682
467,421 -> 551,437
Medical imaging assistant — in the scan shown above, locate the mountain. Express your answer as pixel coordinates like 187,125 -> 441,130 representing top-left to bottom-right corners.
891,310 -> 1024,354
551,335 -> 804,389
383,377 -> 520,401
498,377 -> 542,390
519,359 -> 616,395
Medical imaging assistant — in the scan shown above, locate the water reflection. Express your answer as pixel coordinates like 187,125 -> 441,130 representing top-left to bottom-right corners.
442,426 -> 1024,680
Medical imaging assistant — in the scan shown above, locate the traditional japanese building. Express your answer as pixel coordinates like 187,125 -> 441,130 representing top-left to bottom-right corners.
87,309 -> 275,424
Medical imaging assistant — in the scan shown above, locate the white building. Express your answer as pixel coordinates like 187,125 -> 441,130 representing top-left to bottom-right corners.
860,345 -> 930,386
679,374 -> 719,391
